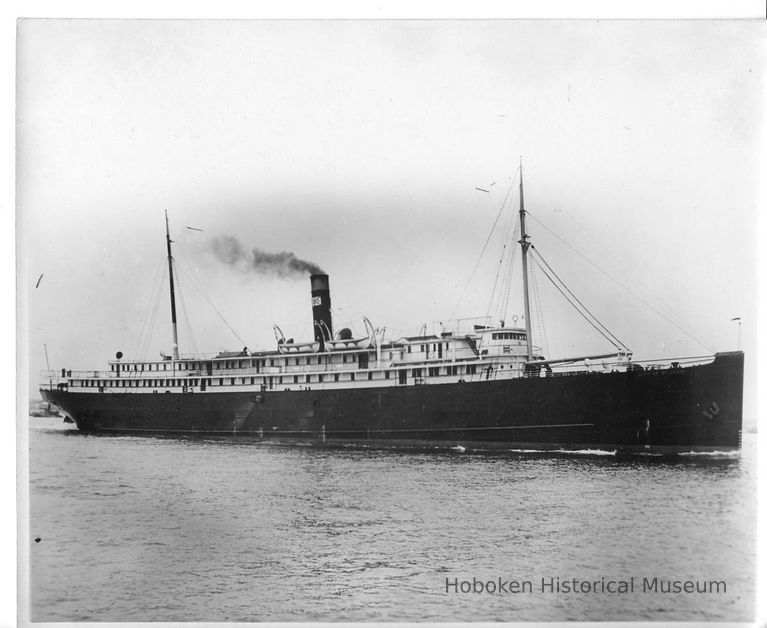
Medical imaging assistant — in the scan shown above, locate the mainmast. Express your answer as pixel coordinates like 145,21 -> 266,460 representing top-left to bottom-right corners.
518,161 -> 534,361
165,210 -> 179,360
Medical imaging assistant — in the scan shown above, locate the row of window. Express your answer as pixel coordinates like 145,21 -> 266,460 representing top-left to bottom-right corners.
408,342 -> 451,354
491,332 -> 526,340
75,363 -> 480,389
77,378 -> 202,388
111,346 -> 459,373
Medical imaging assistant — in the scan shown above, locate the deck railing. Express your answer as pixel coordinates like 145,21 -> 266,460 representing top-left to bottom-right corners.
39,353 -> 718,390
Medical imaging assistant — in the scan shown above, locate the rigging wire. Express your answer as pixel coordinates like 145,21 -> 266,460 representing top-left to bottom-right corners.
173,264 -> 199,356
531,257 -> 622,350
526,211 -> 715,353
141,268 -> 166,360
496,219 -> 520,324
487,205 -> 520,321
528,259 -> 549,358
531,246 -> 629,351
560,208 -> 633,276
559,207 -> 701,335
136,257 -> 167,361
449,173 -> 518,321
487,245 -> 508,318
139,278 -> 164,361
486,244 -> 506,318
530,253 -> 626,353
173,259 -> 249,348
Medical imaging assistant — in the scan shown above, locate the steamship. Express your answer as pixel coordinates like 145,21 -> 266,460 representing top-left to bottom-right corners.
40,171 -> 744,453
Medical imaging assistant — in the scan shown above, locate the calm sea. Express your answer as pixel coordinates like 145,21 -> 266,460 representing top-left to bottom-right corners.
28,417 -> 756,622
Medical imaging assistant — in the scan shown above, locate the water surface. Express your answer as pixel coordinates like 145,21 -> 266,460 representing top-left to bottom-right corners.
29,417 -> 755,622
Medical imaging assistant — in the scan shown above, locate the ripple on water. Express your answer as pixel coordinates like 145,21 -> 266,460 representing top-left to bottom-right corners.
29,424 -> 757,622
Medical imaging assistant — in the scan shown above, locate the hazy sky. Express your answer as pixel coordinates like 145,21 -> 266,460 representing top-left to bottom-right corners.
17,19 -> 764,415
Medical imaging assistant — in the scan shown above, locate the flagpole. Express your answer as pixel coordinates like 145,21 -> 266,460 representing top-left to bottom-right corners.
731,317 -> 741,350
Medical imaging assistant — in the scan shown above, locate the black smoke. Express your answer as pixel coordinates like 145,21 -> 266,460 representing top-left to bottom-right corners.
209,235 -> 324,278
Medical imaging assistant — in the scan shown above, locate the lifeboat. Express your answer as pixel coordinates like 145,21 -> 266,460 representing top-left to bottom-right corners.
274,325 -> 320,354
324,317 -> 376,351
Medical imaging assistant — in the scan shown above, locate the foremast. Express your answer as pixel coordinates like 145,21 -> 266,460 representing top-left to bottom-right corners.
518,161 -> 534,361
165,210 -> 180,360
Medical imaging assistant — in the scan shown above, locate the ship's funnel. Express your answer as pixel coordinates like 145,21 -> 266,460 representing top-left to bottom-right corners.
310,274 -> 333,351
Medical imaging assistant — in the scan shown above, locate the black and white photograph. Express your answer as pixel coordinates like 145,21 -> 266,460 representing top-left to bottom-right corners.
17,13 -> 762,624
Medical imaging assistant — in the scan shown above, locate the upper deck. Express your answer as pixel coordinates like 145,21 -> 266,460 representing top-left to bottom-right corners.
40,317 -> 717,396
39,331 -> 545,394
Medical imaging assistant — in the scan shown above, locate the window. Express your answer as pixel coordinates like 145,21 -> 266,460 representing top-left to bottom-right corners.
293,375 -> 299,384
428,367 -> 440,377
334,374 -> 339,382
467,365 -> 477,375
368,372 -> 373,380
385,371 -> 391,379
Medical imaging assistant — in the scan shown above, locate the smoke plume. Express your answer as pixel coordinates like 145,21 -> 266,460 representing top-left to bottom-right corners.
210,235 -> 324,278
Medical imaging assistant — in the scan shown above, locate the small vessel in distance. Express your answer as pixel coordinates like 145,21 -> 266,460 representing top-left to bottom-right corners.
40,169 -> 744,453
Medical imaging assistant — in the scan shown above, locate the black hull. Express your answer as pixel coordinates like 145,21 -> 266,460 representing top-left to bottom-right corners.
41,352 -> 744,453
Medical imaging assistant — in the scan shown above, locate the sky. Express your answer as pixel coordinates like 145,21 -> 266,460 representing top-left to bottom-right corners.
16,19 -> 764,419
